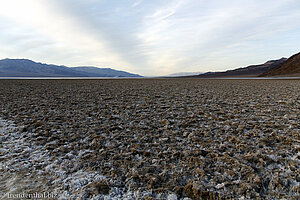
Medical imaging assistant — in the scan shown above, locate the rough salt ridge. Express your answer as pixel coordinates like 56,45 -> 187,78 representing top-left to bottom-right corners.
0,79 -> 299,200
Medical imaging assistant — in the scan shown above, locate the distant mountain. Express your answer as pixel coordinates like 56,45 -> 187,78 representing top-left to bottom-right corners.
189,58 -> 287,78
72,66 -> 141,77
0,59 -> 142,77
0,59 -> 85,77
260,52 -> 300,77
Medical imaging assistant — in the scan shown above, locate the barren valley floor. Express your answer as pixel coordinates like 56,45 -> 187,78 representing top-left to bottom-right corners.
0,79 -> 299,199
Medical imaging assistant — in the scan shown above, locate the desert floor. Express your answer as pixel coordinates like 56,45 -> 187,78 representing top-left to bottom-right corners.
0,79 -> 299,200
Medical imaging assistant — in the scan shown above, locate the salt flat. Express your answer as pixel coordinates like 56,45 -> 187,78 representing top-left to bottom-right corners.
0,79 -> 299,199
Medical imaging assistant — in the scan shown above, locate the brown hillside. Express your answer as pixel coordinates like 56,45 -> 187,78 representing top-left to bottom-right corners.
261,52 -> 300,76
186,58 -> 286,78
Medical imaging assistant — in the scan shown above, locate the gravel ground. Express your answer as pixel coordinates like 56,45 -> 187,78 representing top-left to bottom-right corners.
0,79 -> 299,200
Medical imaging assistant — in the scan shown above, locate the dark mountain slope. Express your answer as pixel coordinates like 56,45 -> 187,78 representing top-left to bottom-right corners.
0,59 -> 85,77
192,58 -> 287,78
0,59 -> 142,77
72,66 -> 142,77
260,52 -> 300,77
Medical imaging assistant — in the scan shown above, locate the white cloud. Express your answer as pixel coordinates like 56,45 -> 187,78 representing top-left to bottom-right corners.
0,0 -> 132,69
131,0 -> 143,8
136,0 -> 300,75
0,0 -> 300,75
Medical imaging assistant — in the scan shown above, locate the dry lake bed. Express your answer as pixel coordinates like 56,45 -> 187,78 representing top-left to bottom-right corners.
0,79 -> 299,200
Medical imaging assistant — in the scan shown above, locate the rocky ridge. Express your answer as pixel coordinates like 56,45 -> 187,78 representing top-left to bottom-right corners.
260,52 -> 300,77
189,58 -> 287,78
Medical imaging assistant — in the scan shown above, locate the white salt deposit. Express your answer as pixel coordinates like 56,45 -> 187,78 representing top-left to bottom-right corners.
0,117 -> 182,200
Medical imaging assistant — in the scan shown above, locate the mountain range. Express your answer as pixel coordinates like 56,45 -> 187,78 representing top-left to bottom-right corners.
260,52 -> 300,77
0,59 -> 142,77
185,51 -> 300,78
1,52 -> 300,78
190,58 -> 287,78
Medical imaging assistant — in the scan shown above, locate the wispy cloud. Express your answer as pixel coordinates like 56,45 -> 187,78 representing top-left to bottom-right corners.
131,0 -> 143,8
0,0 -> 132,68
0,0 -> 300,75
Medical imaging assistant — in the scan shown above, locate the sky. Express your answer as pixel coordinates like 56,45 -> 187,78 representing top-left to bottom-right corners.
0,0 -> 300,76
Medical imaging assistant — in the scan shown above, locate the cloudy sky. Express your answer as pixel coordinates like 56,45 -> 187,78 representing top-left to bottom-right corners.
0,0 -> 300,76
